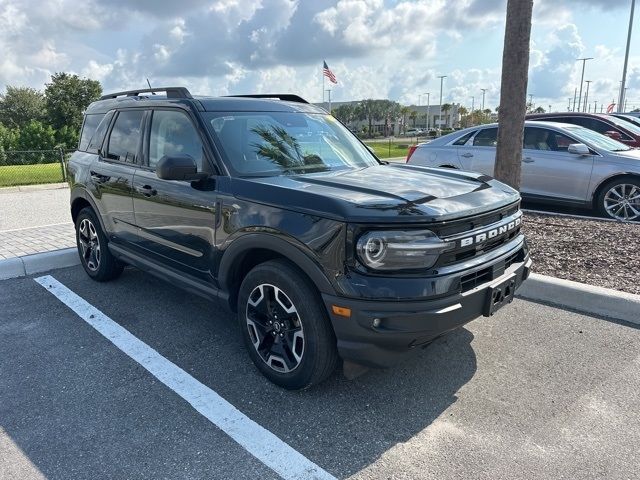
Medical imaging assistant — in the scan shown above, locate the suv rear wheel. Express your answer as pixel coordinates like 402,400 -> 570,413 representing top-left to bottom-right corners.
237,259 -> 338,389
75,207 -> 124,281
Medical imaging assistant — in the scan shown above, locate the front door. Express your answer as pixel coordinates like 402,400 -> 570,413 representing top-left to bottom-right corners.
521,127 -> 594,201
131,108 -> 218,283
89,109 -> 144,246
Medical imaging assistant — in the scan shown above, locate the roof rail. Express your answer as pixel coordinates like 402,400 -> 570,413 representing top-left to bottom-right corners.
224,94 -> 309,104
100,87 -> 193,100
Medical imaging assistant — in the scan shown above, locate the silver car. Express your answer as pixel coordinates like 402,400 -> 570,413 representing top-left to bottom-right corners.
406,121 -> 640,221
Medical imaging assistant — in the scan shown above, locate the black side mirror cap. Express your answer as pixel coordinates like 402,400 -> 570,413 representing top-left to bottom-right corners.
156,155 -> 208,181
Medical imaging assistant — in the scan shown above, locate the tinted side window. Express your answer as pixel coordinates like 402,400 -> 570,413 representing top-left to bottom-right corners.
523,127 -> 575,152
472,128 -> 498,147
453,131 -> 476,145
87,111 -> 114,154
78,114 -> 103,151
148,110 -> 204,170
106,110 -> 144,163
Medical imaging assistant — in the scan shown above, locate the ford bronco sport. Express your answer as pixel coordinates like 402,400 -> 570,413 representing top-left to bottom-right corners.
68,87 -> 532,389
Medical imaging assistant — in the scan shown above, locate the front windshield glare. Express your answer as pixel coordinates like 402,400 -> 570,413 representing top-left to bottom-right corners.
205,112 -> 379,175
565,126 -> 631,151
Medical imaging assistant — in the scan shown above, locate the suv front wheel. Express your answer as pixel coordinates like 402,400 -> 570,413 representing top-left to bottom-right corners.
237,259 -> 339,389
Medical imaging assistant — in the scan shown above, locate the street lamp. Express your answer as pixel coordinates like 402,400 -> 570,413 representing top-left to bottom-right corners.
583,80 -> 592,112
576,57 -> 594,113
424,92 -> 430,131
481,88 -> 487,111
619,0 -> 635,112
438,75 -> 447,131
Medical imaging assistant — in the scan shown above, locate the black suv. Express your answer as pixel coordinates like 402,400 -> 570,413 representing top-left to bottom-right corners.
68,87 -> 532,389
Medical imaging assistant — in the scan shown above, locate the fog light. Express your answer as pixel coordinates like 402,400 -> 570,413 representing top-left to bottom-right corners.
372,318 -> 381,328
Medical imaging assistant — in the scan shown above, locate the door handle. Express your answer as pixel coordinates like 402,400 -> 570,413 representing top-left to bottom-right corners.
136,185 -> 157,197
461,153 -> 473,158
523,157 -> 535,163
89,171 -> 109,183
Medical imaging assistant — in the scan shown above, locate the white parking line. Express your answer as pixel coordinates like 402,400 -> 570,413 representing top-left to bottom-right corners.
34,275 -> 336,480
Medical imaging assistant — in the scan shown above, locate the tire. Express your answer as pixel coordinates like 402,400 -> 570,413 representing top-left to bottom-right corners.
596,177 -> 640,222
75,207 -> 124,281
237,259 -> 339,390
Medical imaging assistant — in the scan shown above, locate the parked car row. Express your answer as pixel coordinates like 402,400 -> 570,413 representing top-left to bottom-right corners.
406,118 -> 640,222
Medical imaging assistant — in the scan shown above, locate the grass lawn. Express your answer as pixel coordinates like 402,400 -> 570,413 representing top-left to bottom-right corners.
0,163 -> 65,187
363,141 -> 412,159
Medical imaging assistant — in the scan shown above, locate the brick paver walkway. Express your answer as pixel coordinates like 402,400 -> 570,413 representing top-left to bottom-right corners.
0,223 -> 75,260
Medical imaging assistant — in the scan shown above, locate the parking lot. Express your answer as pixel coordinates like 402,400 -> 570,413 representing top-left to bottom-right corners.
2,265 -> 640,479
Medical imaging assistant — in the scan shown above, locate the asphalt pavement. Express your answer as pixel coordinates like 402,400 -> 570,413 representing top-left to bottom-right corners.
1,265 -> 639,479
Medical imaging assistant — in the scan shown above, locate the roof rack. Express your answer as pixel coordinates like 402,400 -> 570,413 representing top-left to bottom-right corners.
224,94 -> 309,104
100,87 -> 193,100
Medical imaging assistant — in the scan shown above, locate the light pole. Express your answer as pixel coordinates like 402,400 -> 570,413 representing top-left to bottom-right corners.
438,75 -> 447,131
568,97 -> 572,111
528,94 -> 534,111
326,89 -> 332,114
572,87 -> 578,111
481,88 -> 487,111
425,92 -> 430,131
576,57 -> 594,113
471,96 -> 475,126
594,100 -> 598,113
583,80 -> 592,112
619,0 -> 635,112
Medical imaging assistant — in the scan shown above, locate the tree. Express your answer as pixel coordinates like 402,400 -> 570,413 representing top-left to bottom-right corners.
356,99 -> 383,138
409,109 -> 418,127
0,86 -> 45,129
55,124 -> 80,149
441,103 -> 452,128
333,104 -> 356,126
16,120 -> 56,151
533,106 -> 546,113
399,106 -> 411,134
494,0 -> 533,190
45,72 -> 102,131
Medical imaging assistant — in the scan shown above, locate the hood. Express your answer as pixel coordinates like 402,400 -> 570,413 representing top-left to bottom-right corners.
230,164 -> 519,223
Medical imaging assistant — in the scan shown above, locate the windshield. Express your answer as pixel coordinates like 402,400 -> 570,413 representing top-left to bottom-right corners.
563,125 -> 632,151
204,112 -> 379,176
605,115 -> 640,135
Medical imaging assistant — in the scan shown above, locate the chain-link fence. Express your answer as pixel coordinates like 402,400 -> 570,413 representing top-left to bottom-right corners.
0,149 -> 73,188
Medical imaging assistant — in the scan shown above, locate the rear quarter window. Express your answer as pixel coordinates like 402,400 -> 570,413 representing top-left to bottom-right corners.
78,114 -> 104,151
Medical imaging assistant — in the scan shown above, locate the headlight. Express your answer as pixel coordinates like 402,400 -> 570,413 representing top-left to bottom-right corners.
356,230 -> 454,271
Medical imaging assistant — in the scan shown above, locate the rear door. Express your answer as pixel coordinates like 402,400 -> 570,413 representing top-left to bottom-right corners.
457,127 -> 498,174
88,109 -> 143,245
131,107 -> 219,283
521,126 -> 594,201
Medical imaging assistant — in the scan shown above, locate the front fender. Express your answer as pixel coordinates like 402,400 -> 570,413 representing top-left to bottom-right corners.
217,232 -> 337,296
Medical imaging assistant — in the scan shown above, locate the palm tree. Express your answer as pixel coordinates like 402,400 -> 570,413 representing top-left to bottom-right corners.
399,106 -> 411,134
356,99 -> 384,138
441,103 -> 452,128
409,109 -> 418,127
494,0 -> 534,190
333,104 -> 355,125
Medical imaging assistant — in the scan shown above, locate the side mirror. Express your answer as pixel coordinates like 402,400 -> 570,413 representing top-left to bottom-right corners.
605,130 -> 623,140
567,143 -> 591,155
156,155 -> 207,181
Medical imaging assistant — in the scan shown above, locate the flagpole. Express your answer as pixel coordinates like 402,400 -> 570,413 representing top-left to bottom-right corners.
322,61 -> 325,107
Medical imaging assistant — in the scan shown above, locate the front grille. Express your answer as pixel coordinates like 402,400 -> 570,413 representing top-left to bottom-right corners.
459,248 -> 524,293
436,208 -> 523,268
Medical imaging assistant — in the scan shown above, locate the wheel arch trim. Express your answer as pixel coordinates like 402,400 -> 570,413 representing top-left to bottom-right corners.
217,233 -> 336,297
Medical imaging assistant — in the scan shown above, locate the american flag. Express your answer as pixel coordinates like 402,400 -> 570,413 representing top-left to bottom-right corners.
323,61 -> 338,84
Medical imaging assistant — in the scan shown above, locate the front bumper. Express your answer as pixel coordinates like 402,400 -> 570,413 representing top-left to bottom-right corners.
323,247 -> 532,369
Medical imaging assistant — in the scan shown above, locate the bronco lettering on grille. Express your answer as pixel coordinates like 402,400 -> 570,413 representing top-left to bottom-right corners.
459,217 -> 521,248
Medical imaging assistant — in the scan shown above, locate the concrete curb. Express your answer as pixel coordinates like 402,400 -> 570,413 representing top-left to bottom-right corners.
517,273 -> 640,325
0,248 -> 79,281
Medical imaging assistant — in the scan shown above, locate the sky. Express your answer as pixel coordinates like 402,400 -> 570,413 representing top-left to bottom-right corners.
0,0 -> 638,112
